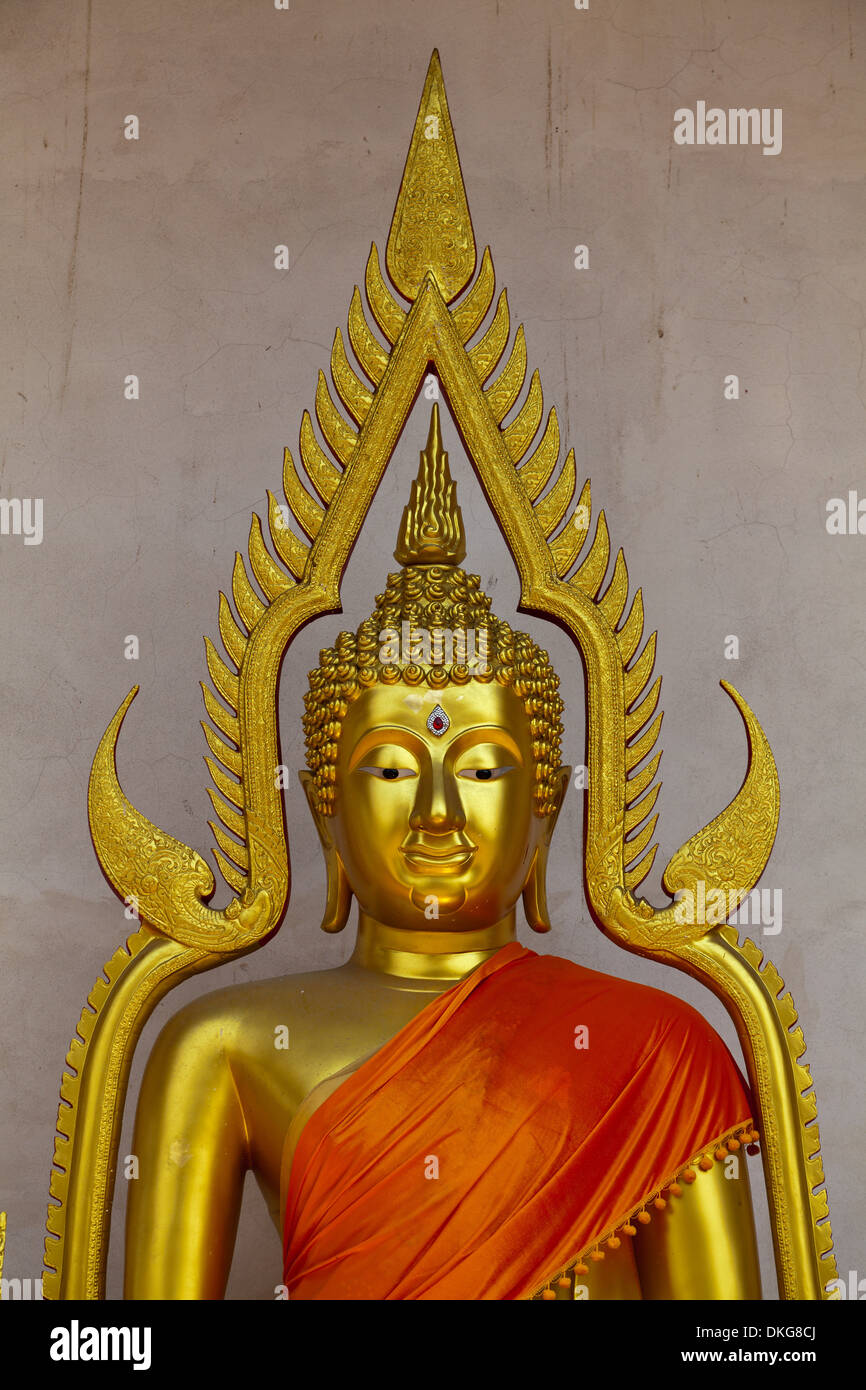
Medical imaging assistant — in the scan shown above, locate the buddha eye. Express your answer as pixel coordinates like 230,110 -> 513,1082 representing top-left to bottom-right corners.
457,766 -> 513,781
359,766 -> 416,781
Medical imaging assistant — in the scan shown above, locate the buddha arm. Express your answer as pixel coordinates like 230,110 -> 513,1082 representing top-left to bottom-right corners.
632,1158 -> 762,1299
124,1009 -> 248,1300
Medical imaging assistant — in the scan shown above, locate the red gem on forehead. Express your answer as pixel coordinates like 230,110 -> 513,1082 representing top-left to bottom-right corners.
427,703 -> 450,736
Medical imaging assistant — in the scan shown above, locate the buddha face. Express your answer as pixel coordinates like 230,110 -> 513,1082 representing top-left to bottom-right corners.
319,679 -> 566,932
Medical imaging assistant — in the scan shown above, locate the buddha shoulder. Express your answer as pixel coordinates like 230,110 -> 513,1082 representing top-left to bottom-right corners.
537,952 -> 739,1076
141,963 -> 447,1098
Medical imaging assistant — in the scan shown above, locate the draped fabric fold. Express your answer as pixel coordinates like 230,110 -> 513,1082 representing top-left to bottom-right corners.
282,943 -> 751,1300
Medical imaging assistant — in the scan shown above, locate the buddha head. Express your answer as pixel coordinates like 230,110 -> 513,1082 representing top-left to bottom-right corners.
301,405 -> 570,937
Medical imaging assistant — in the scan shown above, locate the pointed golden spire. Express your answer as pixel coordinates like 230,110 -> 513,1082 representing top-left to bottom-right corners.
394,404 -> 466,566
386,50 -> 476,304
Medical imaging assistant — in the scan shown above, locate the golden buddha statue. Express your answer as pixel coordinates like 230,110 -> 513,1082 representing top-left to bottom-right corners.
42,52 -> 836,1302
122,405 -> 764,1301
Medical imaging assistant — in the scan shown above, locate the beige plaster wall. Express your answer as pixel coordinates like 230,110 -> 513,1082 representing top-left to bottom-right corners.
1,0 -> 864,1300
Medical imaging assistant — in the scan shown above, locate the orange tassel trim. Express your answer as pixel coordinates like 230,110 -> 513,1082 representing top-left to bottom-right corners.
533,1119 -> 759,1299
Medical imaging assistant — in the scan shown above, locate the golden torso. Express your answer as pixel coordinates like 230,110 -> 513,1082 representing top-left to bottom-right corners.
125,680 -> 761,1300
125,931 -> 760,1302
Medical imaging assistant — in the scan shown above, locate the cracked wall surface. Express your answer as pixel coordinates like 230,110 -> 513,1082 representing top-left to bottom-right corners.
1,0 -> 864,1299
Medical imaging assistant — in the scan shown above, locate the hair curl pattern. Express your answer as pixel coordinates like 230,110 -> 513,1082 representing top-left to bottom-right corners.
303,564 -> 564,816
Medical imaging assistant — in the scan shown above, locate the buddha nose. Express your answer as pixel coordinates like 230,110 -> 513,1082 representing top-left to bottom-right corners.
409,760 -> 465,832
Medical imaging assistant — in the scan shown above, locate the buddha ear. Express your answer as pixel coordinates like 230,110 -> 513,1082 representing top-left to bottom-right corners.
522,766 -> 571,935
298,770 -> 353,934
543,765 -> 572,844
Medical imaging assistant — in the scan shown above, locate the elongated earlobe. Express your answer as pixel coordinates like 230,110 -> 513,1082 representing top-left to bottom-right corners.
523,765 -> 571,933
522,846 -> 552,933
320,848 -> 352,934
299,769 -> 353,933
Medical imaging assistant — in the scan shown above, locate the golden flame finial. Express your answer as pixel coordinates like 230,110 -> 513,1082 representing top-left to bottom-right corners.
386,50 -> 476,303
394,404 -> 466,566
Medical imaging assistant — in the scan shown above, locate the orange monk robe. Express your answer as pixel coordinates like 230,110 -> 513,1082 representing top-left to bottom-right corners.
283,943 -> 752,1300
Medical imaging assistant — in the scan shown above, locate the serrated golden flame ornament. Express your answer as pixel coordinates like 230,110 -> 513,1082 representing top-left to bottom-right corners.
43,50 -> 836,1302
